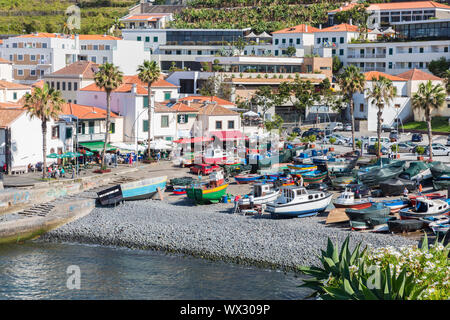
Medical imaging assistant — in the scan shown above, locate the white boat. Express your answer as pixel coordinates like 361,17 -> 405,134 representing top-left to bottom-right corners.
266,186 -> 332,218
421,215 -> 450,235
238,183 -> 280,209
399,198 -> 450,220
333,188 -> 372,209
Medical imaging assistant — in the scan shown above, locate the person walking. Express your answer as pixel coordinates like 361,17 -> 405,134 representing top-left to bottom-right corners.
403,186 -> 408,197
418,183 -> 423,196
157,151 -> 161,162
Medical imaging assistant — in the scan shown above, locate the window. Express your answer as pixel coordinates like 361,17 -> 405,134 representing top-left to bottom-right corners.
275,39 -> 279,45
51,126 -> 59,139
164,92 -> 171,100
145,37 -> 150,42
42,43 -> 47,48
332,37 -> 336,43
317,38 -> 321,44
161,116 -> 169,128
30,55 -> 36,61
81,45 -> 87,50
332,49 -> 336,55
93,45 -> 98,50
105,45 -> 110,50
13,92 -> 17,100
197,50 -> 202,55
74,82 -> 78,91
340,37 -> 344,44
274,50 -> 279,56
360,104 -> 364,112
289,38 -> 293,44
408,48 -> 413,53
17,54 -> 23,61
215,121 -> 222,129
445,47 -> 449,53
153,36 -> 158,42
228,120 -> 234,129
62,82 -> 66,90
389,62 -> 393,69
91,56 -> 96,63
296,38 -> 300,45
103,57 -> 108,64
143,120 -> 149,132
30,70 -> 36,76
68,82 -> 72,91
339,49 -> 344,56
51,81 -> 55,88
419,47 -> 424,53
177,114 -> 186,124
57,82 -> 60,90
389,48 -> 393,55
282,39 -> 286,44
143,96 -> 149,108
137,36 -> 142,41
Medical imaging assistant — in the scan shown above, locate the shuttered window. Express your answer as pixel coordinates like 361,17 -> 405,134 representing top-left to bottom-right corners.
143,120 -> 149,132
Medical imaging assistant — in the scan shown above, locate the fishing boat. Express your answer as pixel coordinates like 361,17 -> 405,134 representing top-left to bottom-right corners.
173,188 -> 186,195
358,164 -> 405,187
345,202 -> 390,221
121,176 -> 167,201
409,193 -> 446,206
186,183 -> 229,205
266,186 -> 332,218
357,158 -> 404,175
234,174 -> 262,184
238,183 -> 280,209
331,176 -> 356,189
430,162 -> 450,180
381,198 -> 411,213
432,178 -> 450,191
398,161 -> 435,182
422,216 -> 450,235
379,178 -> 415,196
333,188 -> 372,209
326,157 -> 357,174
291,170 -> 327,183
286,163 -> 317,172
399,198 -> 450,220
387,219 -> 426,233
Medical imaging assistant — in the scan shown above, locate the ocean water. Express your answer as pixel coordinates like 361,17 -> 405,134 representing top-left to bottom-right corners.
0,242 -> 310,300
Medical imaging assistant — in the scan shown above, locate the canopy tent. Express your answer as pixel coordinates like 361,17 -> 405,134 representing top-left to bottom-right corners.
243,110 -> 260,118
174,137 -> 213,144
210,130 -> 249,141
110,142 -> 146,152
150,139 -> 173,151
369,28 -> 382,35
244,32 -> 257,38
258,31 -> 272,38
61,152 -> 82,158
79,141 -> 117,152
383,27 -> 395,34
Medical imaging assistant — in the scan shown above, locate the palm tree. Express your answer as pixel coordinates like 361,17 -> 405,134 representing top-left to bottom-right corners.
137,60 -> 161,160
445,70 -> 450,95
412,81 -> 446,161
367,76 -> 397,158
94,63 -> 123,168
337,65 -> 366,151
24,83 -> 64,178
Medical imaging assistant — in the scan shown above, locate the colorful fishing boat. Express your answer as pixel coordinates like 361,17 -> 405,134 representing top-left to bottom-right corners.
423,216 -> 450,235
121,176 -> 167,201
409,193 -> 446,206
326,157 -> 357,174
186,183 -> 229,204
286,164 -> 317,172
331,176 -> 356,190
266,186 -> 332,218
291,170 -> 327,183
234,174 -> 262,184
173,188 -> 186,195
345,203 -> 390,230
381,198 -> 411,213
399,198 -> 450,220
333,189 -> 372,209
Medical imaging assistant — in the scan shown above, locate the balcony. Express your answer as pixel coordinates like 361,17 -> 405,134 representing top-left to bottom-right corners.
77,133 -> 106,143
347,54 -> 386,59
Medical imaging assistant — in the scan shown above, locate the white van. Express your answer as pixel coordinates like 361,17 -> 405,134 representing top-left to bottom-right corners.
325,122 -> 343,131
368,136 -> 390,146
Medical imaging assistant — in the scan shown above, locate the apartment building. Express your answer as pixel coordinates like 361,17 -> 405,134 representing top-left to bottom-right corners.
0,33 -> 146,84
119,13 -> 173,29
328,1 -> 450,28
44,61 -> 98,104
0,58 -> 13,81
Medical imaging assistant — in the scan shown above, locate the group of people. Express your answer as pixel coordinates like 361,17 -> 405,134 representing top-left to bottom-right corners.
403,181 -> 423,197
47,165 -> 65,179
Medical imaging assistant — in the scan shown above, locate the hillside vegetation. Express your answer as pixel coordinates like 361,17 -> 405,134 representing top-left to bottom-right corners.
0,0 -> 136,35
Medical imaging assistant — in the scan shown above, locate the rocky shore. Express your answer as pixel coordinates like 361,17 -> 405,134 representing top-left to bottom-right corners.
40,197 -> 418,272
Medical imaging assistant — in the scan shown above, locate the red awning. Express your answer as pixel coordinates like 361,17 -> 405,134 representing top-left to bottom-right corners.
174,137 -> 213,144
210,131 -> 248,141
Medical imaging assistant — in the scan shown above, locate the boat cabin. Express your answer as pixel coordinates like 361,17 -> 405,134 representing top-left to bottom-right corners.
415,198 -> 448,213
253,183 -> 274,198
277,186 -> 327,204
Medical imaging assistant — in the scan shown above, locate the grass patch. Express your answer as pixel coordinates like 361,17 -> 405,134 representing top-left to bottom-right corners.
402,117 -> 450,133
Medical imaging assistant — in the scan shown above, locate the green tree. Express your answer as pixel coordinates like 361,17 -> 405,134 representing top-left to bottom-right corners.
428,57 -> 450,78
24,83 -> 64,178
264,114 -> 284,135
94,63 -> 123,168
412,81 -> 446,161
251,86 -> 287,124
233,37 -> 246,55
198,75 -> 232,101
444,70 -> 450,95
138,60 -> 161,160
367,76 -> 397,158
332,56 -> 343,74
286,46 -> 296,57
337,65 -> 366,151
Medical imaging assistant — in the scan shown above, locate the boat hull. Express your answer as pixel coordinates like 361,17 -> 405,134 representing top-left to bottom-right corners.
266,193 -> 332,217
186,183 -> 229,204
333,202 -> 372,209
121,176 -> 167,201
238,191 -> 280,209
234,175 -> 262,184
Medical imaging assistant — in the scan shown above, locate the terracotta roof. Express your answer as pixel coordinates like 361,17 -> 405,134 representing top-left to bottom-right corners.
179,96 -> 235,106
78,35 -> 121,41
364,71 -> 406,82
231,78 -> 322,84
0,80 -> 31,90
50,61 -> 99,78
319,23 -> 365,33
80,75 -> 177,94
60,103 -> 118,119
329,1 -> 450,13
155,102 -> 198,113
0,103 -> 25,128
0,57 -> 12,64
272,24 -> 321,34
196,104 -> 239,116
396,69 -> 443,81
123,14 -> 169,21
31,80 -> 45,89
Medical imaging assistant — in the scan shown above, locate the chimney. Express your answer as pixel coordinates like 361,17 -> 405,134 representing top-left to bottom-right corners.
349,19 -> 353,26
319,24 -> 322,30
305,25 -> 308,32
131,83 -> 137,94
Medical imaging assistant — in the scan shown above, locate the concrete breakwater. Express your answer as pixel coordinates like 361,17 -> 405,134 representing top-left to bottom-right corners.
0,199 -> 95,244
41,199 -> 419,272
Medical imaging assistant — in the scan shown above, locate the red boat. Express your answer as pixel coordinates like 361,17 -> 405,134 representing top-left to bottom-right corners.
409,193 -> 445,206
333,189 -> 373,209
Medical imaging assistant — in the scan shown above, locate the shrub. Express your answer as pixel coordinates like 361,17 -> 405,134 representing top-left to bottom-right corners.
356,140 -> 363,149
308,135 -> 316,143
416,146 -> 425,155
329,137 -> 336,145
391,144 -> 398,152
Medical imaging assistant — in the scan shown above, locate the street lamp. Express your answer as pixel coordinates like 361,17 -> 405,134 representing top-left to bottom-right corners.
73,109 -> 97,177
130,108 -> 150,163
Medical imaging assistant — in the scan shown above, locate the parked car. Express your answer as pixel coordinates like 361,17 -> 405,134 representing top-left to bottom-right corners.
411,133 -> 423,142
425,146 -> 450,156
302,129 -> 324,139
325,122 -> 343,131
305,182 -> 328,192
307,128 -> 325,138
190,164 -> 220,175
368,136 -> 390,146
389,130 -> 400,142
367,144 -> 388,155
412,145 -> 427,154
323,134 -> 348,145
394,142 -> 415,153
343,123 -> 352,131
347,184 -> 370,199
381,124 -> 393,132
447,135 -> 450,147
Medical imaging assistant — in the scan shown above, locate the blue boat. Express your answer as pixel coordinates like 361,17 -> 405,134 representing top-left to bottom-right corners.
381,198 -> 410,213
234,174 -> 263,184
121,176 -> 167,200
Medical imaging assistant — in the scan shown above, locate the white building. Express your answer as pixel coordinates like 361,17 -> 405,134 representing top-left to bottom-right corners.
0,57 -> 13,81
119,13 -> 173,29
0,80 -> 31,103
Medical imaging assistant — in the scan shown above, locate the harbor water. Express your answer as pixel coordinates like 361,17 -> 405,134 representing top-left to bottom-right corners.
0,242 -> 310,300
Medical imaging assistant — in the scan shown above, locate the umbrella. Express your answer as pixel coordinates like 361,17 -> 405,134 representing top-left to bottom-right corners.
79,150 -> 94,156
243,110 -> 259,117
47,153 -> 62,159
62,152 -> 82,158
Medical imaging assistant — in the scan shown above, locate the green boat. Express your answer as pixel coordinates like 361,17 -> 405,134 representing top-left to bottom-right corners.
186,183 -> 229,204
331,176 -> 356,189
433,179 -> 450,191
430,162 -> 450,180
